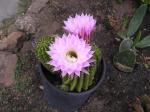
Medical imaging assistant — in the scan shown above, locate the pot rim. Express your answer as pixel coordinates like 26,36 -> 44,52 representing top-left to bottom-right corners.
39,59 -> 106,95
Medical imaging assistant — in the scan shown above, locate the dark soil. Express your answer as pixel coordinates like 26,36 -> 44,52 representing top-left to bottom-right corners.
0,0 -> 150,112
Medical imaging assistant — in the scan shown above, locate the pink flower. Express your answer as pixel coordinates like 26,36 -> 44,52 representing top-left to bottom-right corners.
64,13 -> 96,42
47,34 -> 94,77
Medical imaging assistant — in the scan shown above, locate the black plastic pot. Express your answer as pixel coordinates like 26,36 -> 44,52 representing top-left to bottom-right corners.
38,59 -> 106,112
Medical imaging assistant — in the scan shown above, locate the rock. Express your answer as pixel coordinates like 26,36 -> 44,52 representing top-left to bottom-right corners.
0,29 -> 7,40
15,15 -> 38,34
20,41 -> 33,53
0,51 -> 18,87
39,85 -> 44,90
7,24 -> 18,34
0,31 -> 25,52
35,20 -> 61,40
27,0 -> 49,14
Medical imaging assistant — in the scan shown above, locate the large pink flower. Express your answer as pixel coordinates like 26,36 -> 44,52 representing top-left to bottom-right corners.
47,34 -> 94,76
64,13 -> 96,42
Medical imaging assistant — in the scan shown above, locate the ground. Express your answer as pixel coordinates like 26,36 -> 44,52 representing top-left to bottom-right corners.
0,0 -> 150,112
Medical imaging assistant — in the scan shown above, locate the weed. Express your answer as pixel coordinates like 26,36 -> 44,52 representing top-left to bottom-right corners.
14,53 -> 33,93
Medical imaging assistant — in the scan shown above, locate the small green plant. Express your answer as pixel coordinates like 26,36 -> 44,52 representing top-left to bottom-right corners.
114,4 -> 150,72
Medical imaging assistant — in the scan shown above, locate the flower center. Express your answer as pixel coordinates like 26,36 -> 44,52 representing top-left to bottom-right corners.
66,51 -> 78,63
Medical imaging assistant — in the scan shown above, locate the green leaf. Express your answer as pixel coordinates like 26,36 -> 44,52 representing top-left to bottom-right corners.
133,31 -> 141,46
119,38 -> 133,52
117,31 -> 127,39
113,50 -> 136,72
135,35 -> 150,48
127,4 -> 147,37
122,16 -> 130,30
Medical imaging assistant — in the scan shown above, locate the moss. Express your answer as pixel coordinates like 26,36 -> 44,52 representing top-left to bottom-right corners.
14,53 -> 32,93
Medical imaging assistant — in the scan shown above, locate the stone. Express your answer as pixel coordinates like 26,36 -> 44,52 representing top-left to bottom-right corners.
7,24 -> 18,34
0,51 -> 18,87
27,0 -> 49,14
0,0 -> 19,22
0,31 -> 25,52
39,85 -> 44,90
20,41 -> 33,53
15,15 -> 38,34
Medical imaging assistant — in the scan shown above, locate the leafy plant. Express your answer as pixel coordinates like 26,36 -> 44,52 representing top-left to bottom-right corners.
114,4 -> 150,72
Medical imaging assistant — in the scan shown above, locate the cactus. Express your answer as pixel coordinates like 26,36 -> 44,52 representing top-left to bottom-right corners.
59,44 -> 102,92
35,36 -> 101,92
35,35 -> 55,70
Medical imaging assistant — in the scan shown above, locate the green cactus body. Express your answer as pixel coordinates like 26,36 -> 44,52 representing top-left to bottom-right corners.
70,76 -> 78,91
76,74 -> 84,92
62,75 -> 73,85
89,63 -> 97,86
83,75 -> 90,91
35,35 -> 55,70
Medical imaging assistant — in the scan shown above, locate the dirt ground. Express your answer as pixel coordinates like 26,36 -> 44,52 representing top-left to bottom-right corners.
0,0 -> 150,112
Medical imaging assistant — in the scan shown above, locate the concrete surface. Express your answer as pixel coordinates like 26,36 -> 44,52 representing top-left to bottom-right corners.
0,0 -> 19,22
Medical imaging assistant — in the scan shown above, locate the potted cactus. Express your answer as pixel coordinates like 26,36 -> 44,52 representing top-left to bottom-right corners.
35,14 -> 106,112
